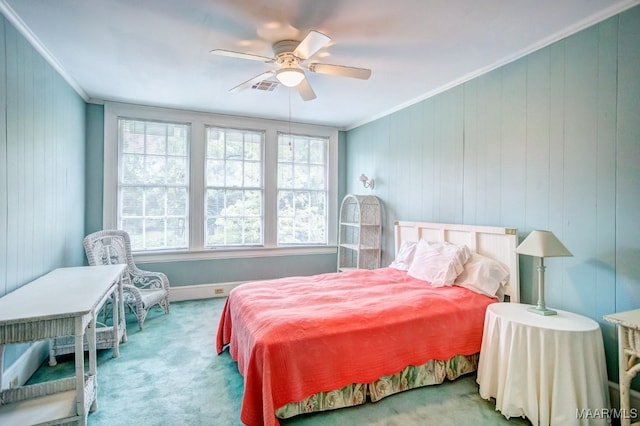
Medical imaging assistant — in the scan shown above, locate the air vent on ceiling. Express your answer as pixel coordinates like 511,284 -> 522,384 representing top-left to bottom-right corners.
251,80 -> 279,91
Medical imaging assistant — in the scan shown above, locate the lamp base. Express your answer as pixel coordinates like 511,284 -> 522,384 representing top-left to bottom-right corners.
528,306 -> 557,316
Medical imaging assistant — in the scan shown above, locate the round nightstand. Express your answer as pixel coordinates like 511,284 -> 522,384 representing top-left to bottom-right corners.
477,303 -> 610,426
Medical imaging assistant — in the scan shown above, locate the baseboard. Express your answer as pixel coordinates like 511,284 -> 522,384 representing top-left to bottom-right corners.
1,340 -> 49,390
168,281 -> 246,302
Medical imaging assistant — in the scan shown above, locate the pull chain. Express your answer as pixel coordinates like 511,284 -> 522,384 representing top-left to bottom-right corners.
288,89 -> 293,151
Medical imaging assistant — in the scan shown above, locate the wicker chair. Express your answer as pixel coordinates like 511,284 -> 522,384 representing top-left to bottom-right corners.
83,229 -> 170,330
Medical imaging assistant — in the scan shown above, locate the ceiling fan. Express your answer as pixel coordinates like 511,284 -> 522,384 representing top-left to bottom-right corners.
210,30 -> 371,101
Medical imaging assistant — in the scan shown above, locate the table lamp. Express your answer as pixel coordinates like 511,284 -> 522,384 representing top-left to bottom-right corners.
516,230 -> 572,316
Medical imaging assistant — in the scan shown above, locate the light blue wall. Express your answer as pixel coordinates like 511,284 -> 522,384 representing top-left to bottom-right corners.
85,103 -> 104,236
346,7 -> 640,388
1,16 -> 87,368
3,0 -> 638,392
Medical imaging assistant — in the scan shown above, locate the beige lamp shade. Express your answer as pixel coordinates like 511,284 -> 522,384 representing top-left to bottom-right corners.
516,230 -> 571,316
516,230 -> 572,258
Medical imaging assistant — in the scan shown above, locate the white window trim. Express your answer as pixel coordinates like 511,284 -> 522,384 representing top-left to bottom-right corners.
104,101 -> 339,262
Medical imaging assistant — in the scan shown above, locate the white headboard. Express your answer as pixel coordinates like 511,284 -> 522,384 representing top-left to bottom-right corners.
394,221 -> 520,303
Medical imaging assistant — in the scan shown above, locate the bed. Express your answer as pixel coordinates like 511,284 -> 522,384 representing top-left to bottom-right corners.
216,221 -> 519,426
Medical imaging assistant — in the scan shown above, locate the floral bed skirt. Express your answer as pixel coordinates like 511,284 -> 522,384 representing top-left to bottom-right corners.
275,353 -> 479,419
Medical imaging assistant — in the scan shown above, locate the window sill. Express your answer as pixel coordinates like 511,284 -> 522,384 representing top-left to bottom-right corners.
133,245 -> 338,264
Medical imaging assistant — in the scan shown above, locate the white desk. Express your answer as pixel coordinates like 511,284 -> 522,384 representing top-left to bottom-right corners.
604,309 -> 640,426
477,303 -> 610,426
0,265 -> 125,425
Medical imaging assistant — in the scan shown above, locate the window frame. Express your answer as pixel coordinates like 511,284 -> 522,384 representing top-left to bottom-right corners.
204,125 -> 266,248
104,102 -> 338,262
276,132 -> 330,246
117,118 -> 191,251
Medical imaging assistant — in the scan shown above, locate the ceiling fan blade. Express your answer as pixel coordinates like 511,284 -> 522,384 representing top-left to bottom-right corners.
308,63 -> 371,80
293,30 -> 331,60
210,49 -> 273,63
229,71 -> 275,92
297,78 -> 317,101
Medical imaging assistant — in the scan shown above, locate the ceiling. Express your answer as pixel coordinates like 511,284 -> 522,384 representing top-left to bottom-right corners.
2,0 -> 638,129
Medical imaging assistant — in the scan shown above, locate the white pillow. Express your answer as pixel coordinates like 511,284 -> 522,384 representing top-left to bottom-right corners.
389,241 -> 417,271
407,240 -> 471,287
454,252 -> 509,300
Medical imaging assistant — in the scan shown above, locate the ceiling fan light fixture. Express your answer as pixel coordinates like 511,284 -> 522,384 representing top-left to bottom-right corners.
276,68 -> 305,87
212,30 -> 371,101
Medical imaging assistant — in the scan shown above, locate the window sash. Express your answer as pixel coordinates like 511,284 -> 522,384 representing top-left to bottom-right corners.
205,126 -> 265,247
277,133 -> 329,245
117,118 -> 190,251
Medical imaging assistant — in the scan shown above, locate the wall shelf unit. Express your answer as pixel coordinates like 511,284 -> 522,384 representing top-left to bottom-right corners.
338,194 -> 381,271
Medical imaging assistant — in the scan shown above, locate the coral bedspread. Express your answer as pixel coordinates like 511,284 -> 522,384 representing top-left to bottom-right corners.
216,267 -> 495,426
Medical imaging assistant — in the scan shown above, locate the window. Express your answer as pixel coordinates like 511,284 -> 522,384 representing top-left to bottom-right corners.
104,102 -> 338,260
118,119 -> 189,250
277,133 -> 328,245
205,127 -> 264,247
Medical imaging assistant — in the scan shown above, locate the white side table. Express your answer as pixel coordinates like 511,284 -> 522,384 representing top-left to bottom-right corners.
604,309 -> 640,426
477,303 -> 610,426
0,265 -> 125,425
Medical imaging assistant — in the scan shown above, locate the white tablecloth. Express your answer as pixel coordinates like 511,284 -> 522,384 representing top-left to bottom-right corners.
477,303 -> 610,426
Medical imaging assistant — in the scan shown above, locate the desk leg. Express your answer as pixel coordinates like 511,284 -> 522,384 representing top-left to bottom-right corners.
87,312 -> 98,413
119,278 -> 127,344
74,317 -> 87,422
112,285 -> 120,357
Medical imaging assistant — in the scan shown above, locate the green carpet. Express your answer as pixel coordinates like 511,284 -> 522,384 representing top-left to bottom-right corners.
28,298 -> 530,425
